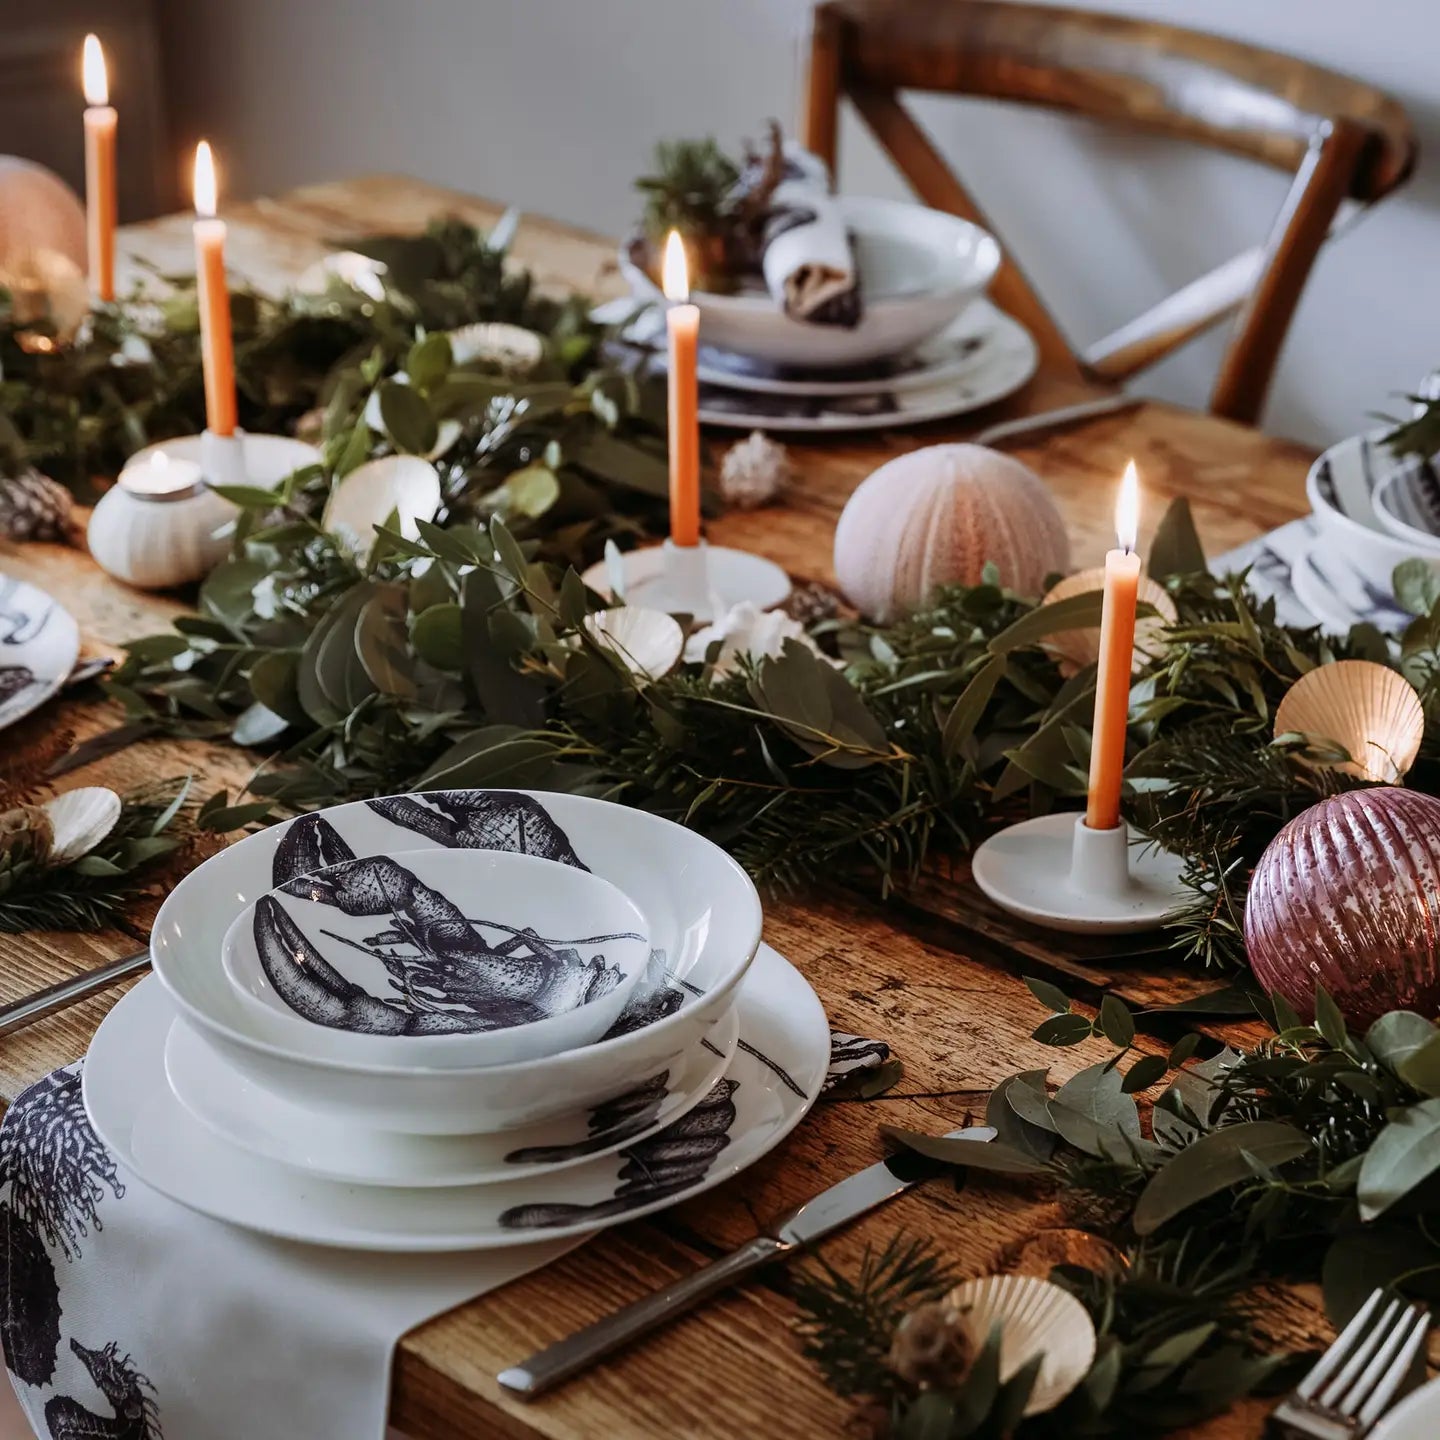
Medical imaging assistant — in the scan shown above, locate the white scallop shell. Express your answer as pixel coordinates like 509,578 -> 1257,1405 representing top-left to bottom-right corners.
1040,568 -> 1178,676
361,378 -> 462,461
582,607 -> 684,681
944,1274 -> 1096,1416
1273,659 -> 1424,782
323,455 -> 442,563
447,322 -> 544,375
43,787 -> 122,865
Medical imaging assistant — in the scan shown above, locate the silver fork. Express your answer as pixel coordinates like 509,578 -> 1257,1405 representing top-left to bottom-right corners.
1270,1289 -> 1431,1438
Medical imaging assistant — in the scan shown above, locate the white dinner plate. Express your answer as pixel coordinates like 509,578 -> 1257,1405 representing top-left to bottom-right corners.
164,1004 -> 740,1188
694,304 -> 1037,432
83,942 -> 827,1251
1371,1375 -> 1440,1440
0,575 -> 80,732
697,302 -> 1017,399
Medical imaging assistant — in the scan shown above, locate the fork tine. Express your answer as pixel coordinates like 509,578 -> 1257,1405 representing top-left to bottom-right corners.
1300,1290 -> 1387,1399
1354,1308 -> 1430,1428
1318,1298 -> 1402,1408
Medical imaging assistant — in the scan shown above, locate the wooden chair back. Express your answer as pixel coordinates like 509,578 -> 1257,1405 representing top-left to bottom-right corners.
805,0 -> 1416,423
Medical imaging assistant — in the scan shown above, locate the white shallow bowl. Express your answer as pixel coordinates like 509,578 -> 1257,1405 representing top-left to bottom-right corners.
1307,432 -> 1440,597
152,790 -> 763,1134
623,195 -> 1001,368
222,849 -> 650,1068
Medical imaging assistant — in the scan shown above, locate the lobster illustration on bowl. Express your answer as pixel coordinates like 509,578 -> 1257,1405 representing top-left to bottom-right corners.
253,845 -> 633,1037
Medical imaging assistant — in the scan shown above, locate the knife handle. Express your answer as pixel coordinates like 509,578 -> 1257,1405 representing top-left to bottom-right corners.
498,1234 -> 789,1398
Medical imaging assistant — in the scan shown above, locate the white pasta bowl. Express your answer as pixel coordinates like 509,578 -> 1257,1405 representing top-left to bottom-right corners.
221,849 -> 650,1068
622,196 -> 1001,368
152,790 -> 762,1134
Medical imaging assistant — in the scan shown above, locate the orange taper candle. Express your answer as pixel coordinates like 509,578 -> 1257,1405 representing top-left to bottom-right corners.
192,141 -> 237,437
81,36 -> 116,302
662,230 -> 701,547
1085,460 -> 1142,831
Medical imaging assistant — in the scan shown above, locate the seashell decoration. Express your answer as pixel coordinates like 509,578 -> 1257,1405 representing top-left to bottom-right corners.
1272,660 -> 1424,783
1041,568 -> 1177,676
361,379 -> 462,461
718,431 -> 793,510
448,322 -> 545,376
944,1274 -> 1096,1416
43,787 -> 122,865
582,607 -> 684,681
323,455 -> 442,563
1245,788 -> 1440,1028
833,444 -> 1070,623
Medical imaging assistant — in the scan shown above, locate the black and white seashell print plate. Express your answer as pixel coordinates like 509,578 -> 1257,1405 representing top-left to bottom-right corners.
0,575 -> 80,732
83,944 -> 828,1251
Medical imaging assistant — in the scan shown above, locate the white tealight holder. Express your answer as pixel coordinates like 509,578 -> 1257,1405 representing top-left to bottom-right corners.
971,813 -> 1190,935
88,429 -> 322,591
580,539 -> 791,622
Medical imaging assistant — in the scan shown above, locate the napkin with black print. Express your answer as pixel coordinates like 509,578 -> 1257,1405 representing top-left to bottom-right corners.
0,1030 -> 889,1440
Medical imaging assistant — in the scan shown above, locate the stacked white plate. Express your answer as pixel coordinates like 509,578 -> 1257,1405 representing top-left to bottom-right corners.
612,196 -> 1038,432
84,789 -> 831,1251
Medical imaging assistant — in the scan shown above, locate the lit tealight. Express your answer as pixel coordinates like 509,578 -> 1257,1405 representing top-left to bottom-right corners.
120,451 -> 204,500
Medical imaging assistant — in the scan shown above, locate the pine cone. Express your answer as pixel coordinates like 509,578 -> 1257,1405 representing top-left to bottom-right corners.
886,1301 -> 976,1391
718,430 -> 793,510
783,582 -> 840,625
0,469 -> 74,543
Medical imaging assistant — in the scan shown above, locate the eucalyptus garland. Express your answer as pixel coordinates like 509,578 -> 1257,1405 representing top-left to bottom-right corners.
794,976 -> 1440,1437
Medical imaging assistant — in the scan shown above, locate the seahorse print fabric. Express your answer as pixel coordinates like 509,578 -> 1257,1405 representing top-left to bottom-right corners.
0,1064 -> 575,1440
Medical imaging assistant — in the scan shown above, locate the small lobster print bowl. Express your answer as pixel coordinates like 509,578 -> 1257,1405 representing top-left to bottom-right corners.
220,849 -> 651,1069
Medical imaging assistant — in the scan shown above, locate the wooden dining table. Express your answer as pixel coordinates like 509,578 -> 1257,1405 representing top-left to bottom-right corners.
0,174 -> 1339,1439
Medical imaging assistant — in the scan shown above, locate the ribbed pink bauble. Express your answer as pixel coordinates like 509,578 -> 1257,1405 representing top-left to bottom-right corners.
1244,788 -> 1440,1028
832,444 -> 1070,622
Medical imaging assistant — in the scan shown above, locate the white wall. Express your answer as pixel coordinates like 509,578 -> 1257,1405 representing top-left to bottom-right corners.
159,0 -> 1440,445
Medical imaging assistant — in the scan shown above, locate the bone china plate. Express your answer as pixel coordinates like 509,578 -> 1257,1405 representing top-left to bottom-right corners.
151,791 -> 763,1133
221,849 -> 650,1067
0,575 -> 80,733
84,945 -> 827,1251
164,1005 -> 739,1188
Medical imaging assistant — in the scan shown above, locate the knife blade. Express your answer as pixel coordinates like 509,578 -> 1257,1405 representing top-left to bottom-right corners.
497,1123 -> 996,1399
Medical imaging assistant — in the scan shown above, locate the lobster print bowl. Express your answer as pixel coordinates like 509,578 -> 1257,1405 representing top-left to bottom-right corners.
151,790 -> 763,1134
220,850 -> 651,1068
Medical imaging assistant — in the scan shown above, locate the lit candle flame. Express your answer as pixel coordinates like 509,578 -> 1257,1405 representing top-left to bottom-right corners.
661,230 -> 690,303
193,141 -> 218,218
1116,459 -> 1140,553
82,35 -> 108,107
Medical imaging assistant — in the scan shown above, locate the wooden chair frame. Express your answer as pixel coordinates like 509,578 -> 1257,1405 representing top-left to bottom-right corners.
804,0 -> 1416,424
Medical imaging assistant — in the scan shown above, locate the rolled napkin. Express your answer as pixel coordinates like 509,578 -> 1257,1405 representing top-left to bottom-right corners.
1,1025 -> 893,1438
733,139 -> 860,328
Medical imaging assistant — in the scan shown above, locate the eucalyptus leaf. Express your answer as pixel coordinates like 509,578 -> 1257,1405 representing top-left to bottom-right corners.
1023,977 -> 1071,1014
940,654 -> 1006,760
377,379 -> 438,455
411,603 -> 465,672
1149,497 -> 1207,581
1367,1011 -> 1439,1078
751,640 -> 890,769
1134,1121 -> 1311,1234
1357,1097 -> 1440,1220
987,591 -> 1105,655
879,1126 -> 1050,1175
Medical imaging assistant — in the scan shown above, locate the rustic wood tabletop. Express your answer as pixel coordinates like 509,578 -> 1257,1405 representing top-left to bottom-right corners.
0,174 -> 1333,1439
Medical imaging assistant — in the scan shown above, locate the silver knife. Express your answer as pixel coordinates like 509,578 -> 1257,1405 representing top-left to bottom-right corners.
0,949 -> 149,1036
972,393 -> 1141,448
497,1123 -> 996,1398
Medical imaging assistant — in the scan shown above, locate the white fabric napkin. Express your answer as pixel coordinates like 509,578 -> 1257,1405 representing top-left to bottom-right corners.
0,1061 -> 576,1440
739,143 -> 860,327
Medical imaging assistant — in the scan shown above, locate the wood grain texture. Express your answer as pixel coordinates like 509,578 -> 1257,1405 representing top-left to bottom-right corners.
806,0 -> 1415,423
0,177 -> 1333,1439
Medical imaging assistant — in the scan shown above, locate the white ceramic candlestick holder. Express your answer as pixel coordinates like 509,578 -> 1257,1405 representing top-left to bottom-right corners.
88,428 -> 321,590
580,539 -> 791,622
971,813 -> 1189,935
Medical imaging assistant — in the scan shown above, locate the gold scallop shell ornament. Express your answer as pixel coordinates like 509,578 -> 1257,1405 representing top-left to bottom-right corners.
1273,659 -> 1424,783
1040,567 -> 1177,676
